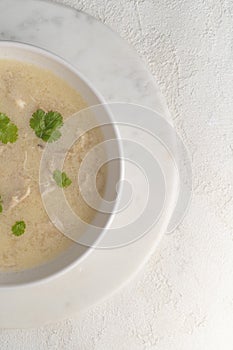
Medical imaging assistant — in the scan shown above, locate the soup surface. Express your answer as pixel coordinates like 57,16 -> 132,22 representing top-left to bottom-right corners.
0,59 -> 105,271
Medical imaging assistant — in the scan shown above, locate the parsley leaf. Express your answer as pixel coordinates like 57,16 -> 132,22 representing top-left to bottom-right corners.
30,109 -> 63,143
0,113 -> 18,144
12,221 -> 26,237
53,170 -> 72,188
0,196 -> 3,213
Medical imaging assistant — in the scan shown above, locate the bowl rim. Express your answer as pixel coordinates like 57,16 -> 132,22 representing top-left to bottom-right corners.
0,40 -> 124,288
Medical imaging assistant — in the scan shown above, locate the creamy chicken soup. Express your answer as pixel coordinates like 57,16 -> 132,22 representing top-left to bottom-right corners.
0,60 -> 106,271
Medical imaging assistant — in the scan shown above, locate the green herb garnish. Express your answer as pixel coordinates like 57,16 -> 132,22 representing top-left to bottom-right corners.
53,170 -> 72,188
0,196 -> 3,213
30,109 -> 63,143
11,221 -> 26,237
0,113 -> 18,144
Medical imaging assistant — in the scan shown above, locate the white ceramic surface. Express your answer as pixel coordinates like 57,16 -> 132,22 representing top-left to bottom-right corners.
0,0 -> 232,349
0,0 -> 177,328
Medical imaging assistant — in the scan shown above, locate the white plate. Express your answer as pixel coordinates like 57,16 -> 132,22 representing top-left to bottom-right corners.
0,0 -> 178,328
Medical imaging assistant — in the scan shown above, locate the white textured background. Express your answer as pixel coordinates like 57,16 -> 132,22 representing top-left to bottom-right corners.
1,0 -> 233,349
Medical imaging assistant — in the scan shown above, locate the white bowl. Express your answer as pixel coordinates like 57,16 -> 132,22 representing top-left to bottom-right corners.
0,41 -> 123,287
